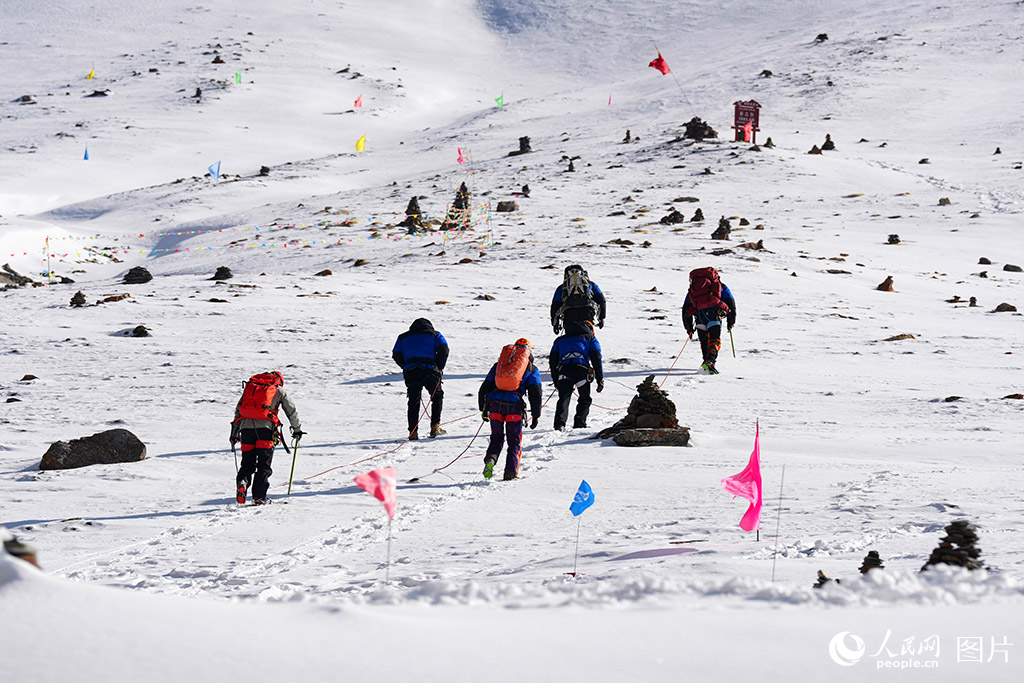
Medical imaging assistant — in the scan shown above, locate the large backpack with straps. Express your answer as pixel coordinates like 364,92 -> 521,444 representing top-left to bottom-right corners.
558,265 -> 598,321
235,372 -> 283,424
494,339 -> 532,392
687,267 -> 728,313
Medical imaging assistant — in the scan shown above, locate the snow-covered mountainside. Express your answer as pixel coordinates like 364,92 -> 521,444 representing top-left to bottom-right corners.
2,1 -> 1022,680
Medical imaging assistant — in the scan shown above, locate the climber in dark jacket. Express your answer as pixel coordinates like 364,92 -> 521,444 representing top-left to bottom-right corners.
392,318 -> 449,438
478,340 -> 543,481
548,320 -> 604,430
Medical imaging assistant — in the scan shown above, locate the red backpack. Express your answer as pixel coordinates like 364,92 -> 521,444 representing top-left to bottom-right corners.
235,372 -> 283,424
686,267 -> 729,314
495,339 -> 532,391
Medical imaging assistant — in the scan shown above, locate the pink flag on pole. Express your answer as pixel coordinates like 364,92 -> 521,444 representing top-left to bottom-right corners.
354,467 -> 397,519
354,94 -> 363,108
457,148 -> 465,165
743,121 -> 753,142
648,52 -> 670,75
721,424 -> 763,531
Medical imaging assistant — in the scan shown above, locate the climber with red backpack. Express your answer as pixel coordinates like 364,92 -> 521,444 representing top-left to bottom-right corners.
551,264 -> 607,333
477,339 -> 543,481
230,371 -> 303,505
682,267 -> 737,375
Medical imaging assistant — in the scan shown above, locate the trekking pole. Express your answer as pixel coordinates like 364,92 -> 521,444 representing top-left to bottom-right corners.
231,441 -> 238,474
729,328 -> 736,358
287,437 -> 300,496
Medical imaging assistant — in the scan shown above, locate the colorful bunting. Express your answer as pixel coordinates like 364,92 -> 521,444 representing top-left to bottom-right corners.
721,424 -> 763,531
648,52 -> 670,75
457,148 -> 464,165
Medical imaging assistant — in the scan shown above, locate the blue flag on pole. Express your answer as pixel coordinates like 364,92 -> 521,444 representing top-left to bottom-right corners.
208,160 -> 221,179
569,480 -> 595,516
83,146 -> 89,160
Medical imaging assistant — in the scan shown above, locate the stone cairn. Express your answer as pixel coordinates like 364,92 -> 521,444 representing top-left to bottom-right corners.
921,520 -> 985,572
507,136 -> 532,157
400,196 -> 425,233
711,216 -> 731,240
594,375 -> 690,447
859,550 -> 885,573
440,182 -> 471,231
683,117 -> 718,140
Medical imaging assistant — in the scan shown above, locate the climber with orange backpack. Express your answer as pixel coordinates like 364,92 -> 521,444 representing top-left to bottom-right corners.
230,371 -> 302,505
477,339 -> 543,481
681,267 -> 737,375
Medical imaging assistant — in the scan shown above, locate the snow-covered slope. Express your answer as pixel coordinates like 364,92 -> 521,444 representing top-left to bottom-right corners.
1,0 -> 1023,680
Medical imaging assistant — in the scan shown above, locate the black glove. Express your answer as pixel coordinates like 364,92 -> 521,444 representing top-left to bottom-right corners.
684,324 -> 694,339
529,415 -> 539,430
726,311 -> 736,331
481,410 -> 489,422
552,319 -> 561,334
598,319 -> 605,329
291,428 -> 304,442
230,423 -> 240,444
596,382 -> 604,393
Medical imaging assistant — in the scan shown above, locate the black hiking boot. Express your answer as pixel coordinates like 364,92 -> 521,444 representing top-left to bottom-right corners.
408,427 -> 419,441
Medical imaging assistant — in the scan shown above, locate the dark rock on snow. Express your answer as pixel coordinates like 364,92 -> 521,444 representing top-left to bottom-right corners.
123,266 -> 153,284
40,428 -> 147,471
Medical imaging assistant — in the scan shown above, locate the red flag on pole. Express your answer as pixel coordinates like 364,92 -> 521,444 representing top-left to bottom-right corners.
648,52 -> 671,75
354,467 -> 397,519
743,121 -> 753,142
721,424 -> 763,531
354,94 -> 363,108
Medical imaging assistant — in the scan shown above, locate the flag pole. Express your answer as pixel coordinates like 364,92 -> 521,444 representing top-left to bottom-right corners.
572,516 -> 582,576
385,516 -> 392,584
770,463 -> 786,582
652,42 -> 697,118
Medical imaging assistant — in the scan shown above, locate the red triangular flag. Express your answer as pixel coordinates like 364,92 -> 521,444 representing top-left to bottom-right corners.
354,467 -> 397,519
648,52 -> 670,75
354,94 -> 363,108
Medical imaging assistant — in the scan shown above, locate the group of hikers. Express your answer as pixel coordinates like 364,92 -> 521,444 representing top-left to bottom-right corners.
229,265 -> 737,499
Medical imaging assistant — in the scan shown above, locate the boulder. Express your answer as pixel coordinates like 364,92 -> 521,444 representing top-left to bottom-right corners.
40,428 -> 147,471
496,201 -> 519,212
994,302 -> 1017,312
612,428 -> 691,447
209,266 -> 233,281
123,266 -> 153,284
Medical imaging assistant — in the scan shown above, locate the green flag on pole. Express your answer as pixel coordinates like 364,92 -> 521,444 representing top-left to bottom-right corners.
495,93 -> 504,108
235,72 -> 241,84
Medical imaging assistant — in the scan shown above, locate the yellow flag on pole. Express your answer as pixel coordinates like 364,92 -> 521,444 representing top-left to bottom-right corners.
355,134 -> 366,152
87,68 -> 95,79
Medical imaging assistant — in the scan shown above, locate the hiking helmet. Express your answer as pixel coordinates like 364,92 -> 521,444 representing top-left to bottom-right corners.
516,337 -> 531,349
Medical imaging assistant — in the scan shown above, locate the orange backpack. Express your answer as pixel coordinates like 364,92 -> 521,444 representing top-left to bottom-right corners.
495,339 -> 531,391
235,372 -> 283,424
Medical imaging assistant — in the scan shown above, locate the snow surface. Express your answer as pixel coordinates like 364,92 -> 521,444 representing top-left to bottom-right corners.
1,0 -> 1023,680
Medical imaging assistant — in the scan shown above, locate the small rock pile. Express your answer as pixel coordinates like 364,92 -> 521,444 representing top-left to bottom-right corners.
859,550 -> 885,573
507,136 -> 532,157
683,117 -> 718,141
400,197 -> 425,232
440,182 -> 471,231
711,216 -> 731,240
594,375 -> 690,447
921,520 -> 985,572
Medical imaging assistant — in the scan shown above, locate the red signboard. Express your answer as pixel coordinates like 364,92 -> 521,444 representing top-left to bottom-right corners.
732,100 -> 761,143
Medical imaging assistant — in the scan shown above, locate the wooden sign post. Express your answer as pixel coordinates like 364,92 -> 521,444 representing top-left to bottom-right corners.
732,100 -> 761,143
